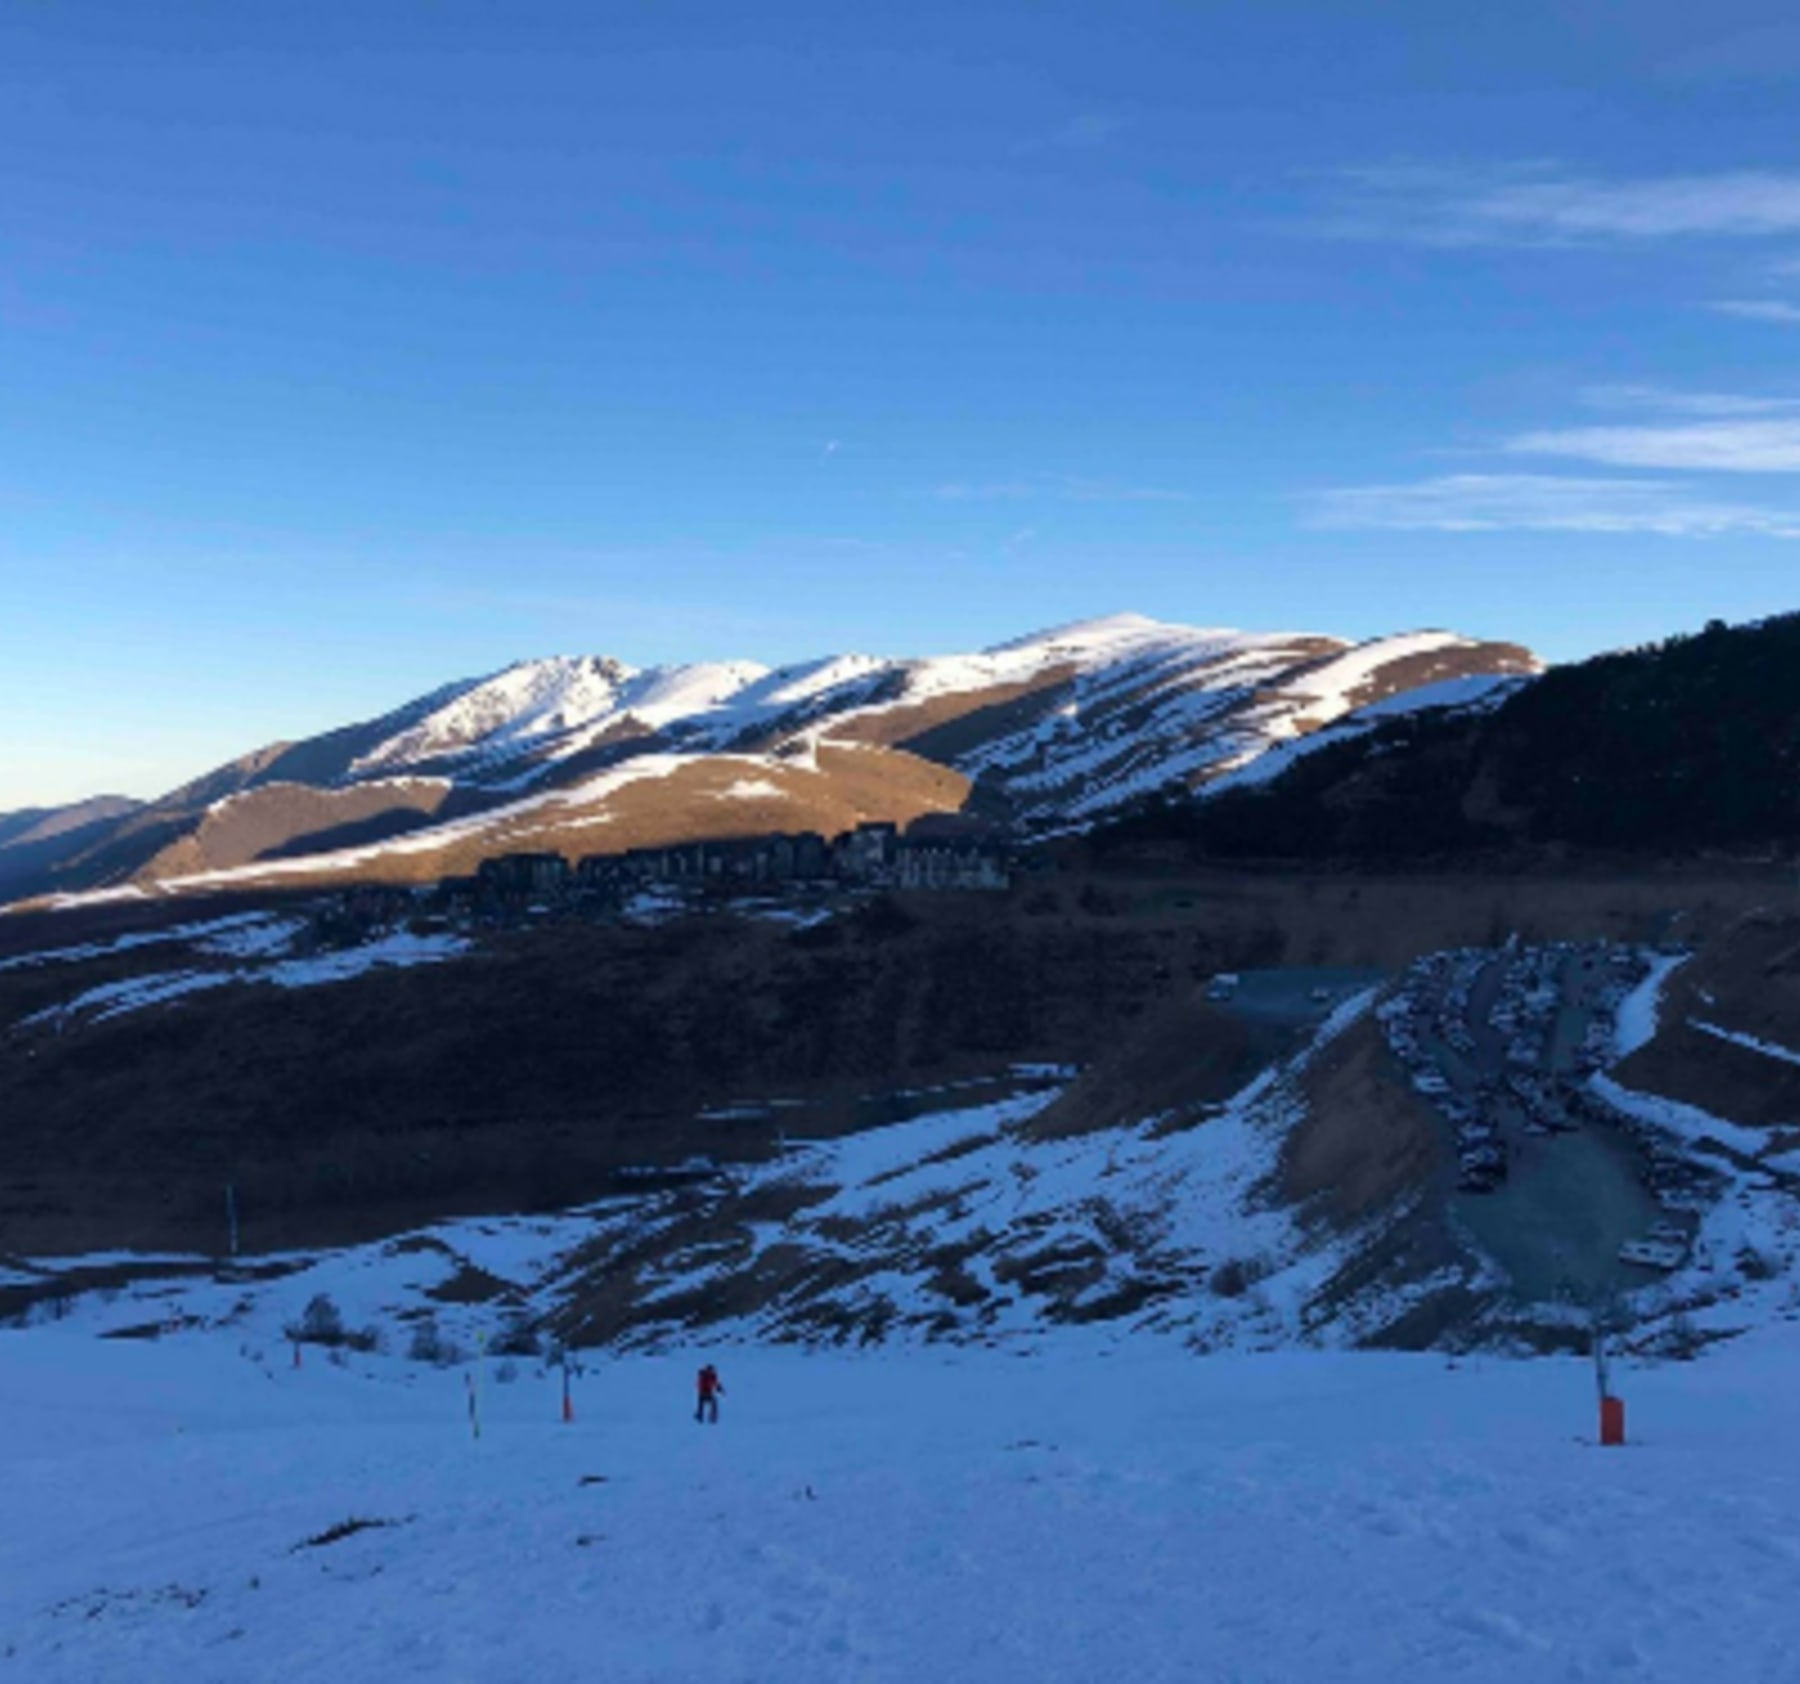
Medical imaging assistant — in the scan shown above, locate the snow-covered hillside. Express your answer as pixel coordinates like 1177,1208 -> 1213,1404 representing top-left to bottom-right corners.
5,1318 -> 1800,1682
335,614 -> 1537,816
4,612 -> 1541,902
14,612 -> 1529,898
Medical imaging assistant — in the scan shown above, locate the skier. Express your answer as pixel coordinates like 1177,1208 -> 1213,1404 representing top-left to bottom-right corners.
694,1362 -> 724,1425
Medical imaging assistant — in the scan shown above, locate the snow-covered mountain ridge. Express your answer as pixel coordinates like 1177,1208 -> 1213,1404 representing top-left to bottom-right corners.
9,612 -> 1539,899
337,613 -> 1534,803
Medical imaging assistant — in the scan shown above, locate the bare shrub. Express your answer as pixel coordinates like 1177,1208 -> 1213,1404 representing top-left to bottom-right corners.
1209,1257 -> 1264,1299
491,1312 -> 542,1358
407,1317 -> 460,1366
1739,1246 -> 1779,1282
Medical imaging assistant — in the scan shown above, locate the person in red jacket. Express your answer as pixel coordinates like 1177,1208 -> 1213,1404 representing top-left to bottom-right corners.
695,1362 -> 724,1425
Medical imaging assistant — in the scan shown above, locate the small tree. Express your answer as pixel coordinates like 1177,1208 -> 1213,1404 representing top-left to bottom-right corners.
491,1310 -> 542,1358
407,1316 -> 459,1366
294,1293 -> 344,1346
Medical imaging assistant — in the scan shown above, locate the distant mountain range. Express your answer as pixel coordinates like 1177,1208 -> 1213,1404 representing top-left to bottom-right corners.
2,614 -> 1538,904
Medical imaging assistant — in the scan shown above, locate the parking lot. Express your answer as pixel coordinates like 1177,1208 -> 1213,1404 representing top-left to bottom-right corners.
1379,940 -> 1705,1304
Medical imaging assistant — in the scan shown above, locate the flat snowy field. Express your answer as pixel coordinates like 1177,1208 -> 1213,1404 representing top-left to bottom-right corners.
4,1328 -> 1799,1683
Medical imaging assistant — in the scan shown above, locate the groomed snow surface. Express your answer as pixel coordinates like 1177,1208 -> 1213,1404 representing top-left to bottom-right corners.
6,1325 -> 1800,1682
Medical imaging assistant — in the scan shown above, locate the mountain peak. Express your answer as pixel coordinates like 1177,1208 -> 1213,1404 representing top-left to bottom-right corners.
982,611 -> 1174,656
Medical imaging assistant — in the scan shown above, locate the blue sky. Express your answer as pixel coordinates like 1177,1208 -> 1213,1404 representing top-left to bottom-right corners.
5,1 -> 1800,807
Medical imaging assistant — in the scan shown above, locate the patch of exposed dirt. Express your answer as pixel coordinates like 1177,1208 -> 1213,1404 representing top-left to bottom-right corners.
1283,1016 -> 1443,1223
1027,988 -> 1289,1141
1615,911 -> 1800,1132
423,1263 -> 517,1306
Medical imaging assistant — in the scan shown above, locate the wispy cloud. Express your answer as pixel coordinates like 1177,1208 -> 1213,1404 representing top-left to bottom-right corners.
936,481 -> 1037,501
1319,164 -> 1800,247
1578,383 -> 1800,417
1711,298 -> 1800,324
934,474 -> 1190,503
1503,417 -> 1800,473
1309,473 -> 1800,538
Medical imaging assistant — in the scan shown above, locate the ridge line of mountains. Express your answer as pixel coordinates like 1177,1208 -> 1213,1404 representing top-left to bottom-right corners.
10,605 -> 1799,909
3,613 -> 1538,905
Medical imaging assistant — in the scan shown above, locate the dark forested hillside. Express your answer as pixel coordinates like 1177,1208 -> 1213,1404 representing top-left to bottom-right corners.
1094,613 -> 1800,862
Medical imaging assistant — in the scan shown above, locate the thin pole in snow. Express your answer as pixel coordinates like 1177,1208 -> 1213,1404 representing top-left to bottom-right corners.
225,1183 -> 239,1259
466,1333 -> 487,1440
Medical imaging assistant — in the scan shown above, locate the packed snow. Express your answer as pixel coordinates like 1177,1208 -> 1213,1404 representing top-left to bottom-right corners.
261,931 -> 470,988
5,1315 -> 1800,1681
1283,630 -> 1482,711
1589,1073 -> 1771,1161
1612,953 -> 1689,1060
191,916 -> 305,959
349,656 -> 643,776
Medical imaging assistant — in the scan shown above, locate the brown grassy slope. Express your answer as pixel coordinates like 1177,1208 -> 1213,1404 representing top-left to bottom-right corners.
1026,989 -> 1289,1140
1283,1015 -> 1443,1222
173,744 -> 973,890
1614,911 -> 1800,1134
139,780 -> 454,880
1333,640 -> 1539,714
825,667 -> 1077,753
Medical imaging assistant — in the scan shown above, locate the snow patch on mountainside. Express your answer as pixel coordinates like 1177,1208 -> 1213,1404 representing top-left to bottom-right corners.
1689,1020 -> 1800,1069
1207,672 -> 1527,795
350,656 -> 640,776
17,930 -> 472,1029
1614,954 -> 1689,1060
0,912 -> 279,971
1353,671 -> 1523,720
21,969 -> 236,1025
1284,630 -> 1474,710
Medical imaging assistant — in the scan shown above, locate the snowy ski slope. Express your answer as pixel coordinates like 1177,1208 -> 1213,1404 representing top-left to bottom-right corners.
5,1323 -> 1800,1682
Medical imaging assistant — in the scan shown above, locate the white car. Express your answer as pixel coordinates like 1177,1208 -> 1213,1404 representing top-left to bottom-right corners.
1618,1239 -> 1686,1271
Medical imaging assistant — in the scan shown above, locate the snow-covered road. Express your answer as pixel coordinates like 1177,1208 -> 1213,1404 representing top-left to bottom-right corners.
4,1327 -> 1799,1681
